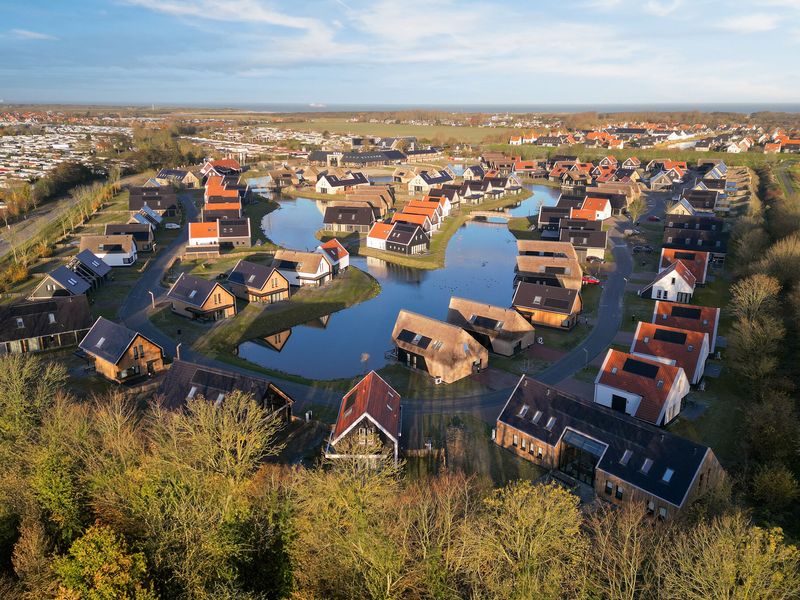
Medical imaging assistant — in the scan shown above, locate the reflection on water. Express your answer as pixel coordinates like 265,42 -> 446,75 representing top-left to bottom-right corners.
240,184 -> 561,379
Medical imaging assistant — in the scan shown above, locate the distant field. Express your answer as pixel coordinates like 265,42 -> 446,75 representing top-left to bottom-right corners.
272,118 -> 514,144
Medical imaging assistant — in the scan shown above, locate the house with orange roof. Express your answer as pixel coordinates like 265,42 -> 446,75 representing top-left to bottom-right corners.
202,202 -> 242,220
764,142 -> 782,154
391,211 -> 432,232
652,301 -> 721,353
631,322 -> 709,385
639,260 -> 696,304
659,248 -> 709,284
577,197 -> 612,221
366,222 -> 394,251
325,371 -> 401,463
595,349 -> 690,426
421,194 -> 451,217
317,238 -> 349,274
509,136 -> 522,146
188,221 -> 219,247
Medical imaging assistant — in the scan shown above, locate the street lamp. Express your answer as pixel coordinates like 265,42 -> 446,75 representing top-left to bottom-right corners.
148,290 -> 155,309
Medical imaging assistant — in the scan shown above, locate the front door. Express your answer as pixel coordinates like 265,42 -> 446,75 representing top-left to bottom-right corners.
611,394 -> 627,413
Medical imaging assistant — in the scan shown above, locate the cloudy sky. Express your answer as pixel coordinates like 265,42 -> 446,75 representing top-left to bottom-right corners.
1,0 -> 799,106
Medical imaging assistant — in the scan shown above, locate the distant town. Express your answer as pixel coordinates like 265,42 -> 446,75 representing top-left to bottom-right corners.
0,104 -> 798,598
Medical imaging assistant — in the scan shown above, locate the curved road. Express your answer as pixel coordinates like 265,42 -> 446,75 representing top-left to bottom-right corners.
117,189 -> 667,422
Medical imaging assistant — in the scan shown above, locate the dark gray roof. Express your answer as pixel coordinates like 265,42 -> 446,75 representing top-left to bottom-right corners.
559,218 -> 600,231
166,273 -> 220,307
0,296 -> 92,342
498,376 -> 711,507
323,206 -> 376,226
218,218 -> 251,238
128,187 -> 178,211
78,317 -> 161,365
227,260 -> 279,289
388,222 -> 428,246
556,195 -> 584,209
663,228 -> 729,253
72,250 -> 112,278
154,360 -> 293,411
664,214 -> 724,231
156,168 -> 188,179
512,282 -> 579,314
48,266 -> 91,295
104,223 -> 153,243
559,229 -> 608,250
538,206 -> 571,225
202,209 -> 241,221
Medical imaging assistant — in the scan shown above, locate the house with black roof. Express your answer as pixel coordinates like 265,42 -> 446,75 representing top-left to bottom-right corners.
68,250 -> 111,287
0,296 -> 93,356
559,229 -> 608,261
128,186 -> 179,216
323,206 -> 376,233
385,222 -> 430,255
104,223 -> 155,252
664,214 -> 724,232
166,273 -> 236,321
226,260 -> 289,304
495,376 -> 723,519
217,218 -> 252,248
512,281 -> 582,330
663,227 -> 728,262
78,317 -> 166,383
155,360 -> 293,421
538,206 -> 571,232
29,265 -> 92,299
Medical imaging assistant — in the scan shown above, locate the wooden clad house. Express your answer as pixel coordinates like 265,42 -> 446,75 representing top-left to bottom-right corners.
391,309 -> 488,384
155,359 -> 293,421
446,297 -> 536,357
495,376 -> 724,519
514,255 -> 583,290
517,239 -> 579,261
512,281 -> 582,329
226,260 -> 289,304
0,296 -> 93,356
166,273 -> 237,321
104,223 -> 154,252
325,371 -> 401,464
79,234 -> 138,267
272,249 -> 333,287
78,317 -> 166,383
317,239 -> 350,274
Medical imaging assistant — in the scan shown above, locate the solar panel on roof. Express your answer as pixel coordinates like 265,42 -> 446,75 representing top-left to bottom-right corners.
417,336 -> 432,349
544,298 -> 570,310
674,251 -> 696,260
472,316 -> 500,330
653,328 -> 688,345
671,306 -> 702,320
623,357 -> 659,379
397,329 -> 416,343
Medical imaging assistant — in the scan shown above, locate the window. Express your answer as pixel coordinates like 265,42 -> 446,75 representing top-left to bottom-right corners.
133,346 -> 139,359
620,450 -> 633,466
615,486 -> 624,500
646,500 -> 655,515
15,318 -> 24,329
545,416 -> 556,431
517,404 -> 529,418
658,507 -> 667,520
48,313 -> 56,324
512,434 -> 518,447
537,446 -> 543,460
611,366 -> 618,374
641,458 -> 653,474
605,481 -> 613,495
662,468 -> 674,483
521,438 -> 527,450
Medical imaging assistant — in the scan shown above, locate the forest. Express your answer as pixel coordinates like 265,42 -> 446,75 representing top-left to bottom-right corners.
0,352 -> 798,600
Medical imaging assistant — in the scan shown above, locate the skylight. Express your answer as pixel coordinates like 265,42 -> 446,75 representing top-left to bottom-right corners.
518,404 -> 529,418
96,337 -> 106,348
545,416 -> 556,431
662,468 -> 674,483
188,290 -> 197,298
532,410 -> 543,424
620,450 -> 633,466
641,458 -> 653,474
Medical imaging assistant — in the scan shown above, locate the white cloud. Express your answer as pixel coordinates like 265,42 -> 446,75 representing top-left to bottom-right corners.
8,28 -> 57,40
643,0 -> 682,16
717,13 -> 780,33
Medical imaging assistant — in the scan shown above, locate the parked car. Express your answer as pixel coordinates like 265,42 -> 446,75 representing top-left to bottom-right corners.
632,245 -> 654,254
647,215 -> 661,222
164,222 -> 181,230
586,256 -> 605,264
582,275 -> 600,285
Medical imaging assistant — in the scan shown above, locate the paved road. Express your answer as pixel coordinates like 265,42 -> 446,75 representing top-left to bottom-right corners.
0,194 -> 77,259
117,188 -> 671,423
777,163 -> 797,198
537,190 -> 668,385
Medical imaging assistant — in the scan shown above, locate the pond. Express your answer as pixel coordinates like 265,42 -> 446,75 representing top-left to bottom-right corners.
240,184 -> 560,379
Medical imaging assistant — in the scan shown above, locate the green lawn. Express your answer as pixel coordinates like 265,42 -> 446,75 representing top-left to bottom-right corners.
90,268 -> 146,319
376,363 -> 489,400
621,292 -> 654,332
194,266 -> 381,357
507,216 -> 539,240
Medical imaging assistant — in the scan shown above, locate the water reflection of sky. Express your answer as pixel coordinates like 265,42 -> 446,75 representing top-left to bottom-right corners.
242,184 -> 560,379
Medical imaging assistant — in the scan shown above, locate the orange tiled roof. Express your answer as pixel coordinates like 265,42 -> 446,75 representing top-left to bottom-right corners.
189,221 -> 218,238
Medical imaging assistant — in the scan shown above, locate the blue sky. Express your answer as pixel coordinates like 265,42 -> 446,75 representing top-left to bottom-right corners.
1,0 -> 799,106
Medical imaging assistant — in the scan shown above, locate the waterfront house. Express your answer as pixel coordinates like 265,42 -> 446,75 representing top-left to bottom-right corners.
494,375 -> 723,519
272,249 -> 333,287
323,205 -> 376,233
512,281 -> 582,329
407,169 -> 453,195
366,222 -> 393,251
226,260 -> 289,304
391,309 -> 488,384
631,322 -> 709,385
166,273 -> 237,321
189,221 -> 219,247
315,171 -> 370,195
325,371 -> 401,464
447,297 -> 536,356
514,255 -> 583,290
391,211 -> 433,233
317,239 -> 350,274
385,222 -> 430,254
78,317 -> 166,383
517,239 -> 579,261
0,296 -> 92,356
595,349 -> 690,426
559,229 -> 608,261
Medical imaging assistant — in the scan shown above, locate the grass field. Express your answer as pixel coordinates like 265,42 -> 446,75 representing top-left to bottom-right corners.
273,118 -> 515,144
